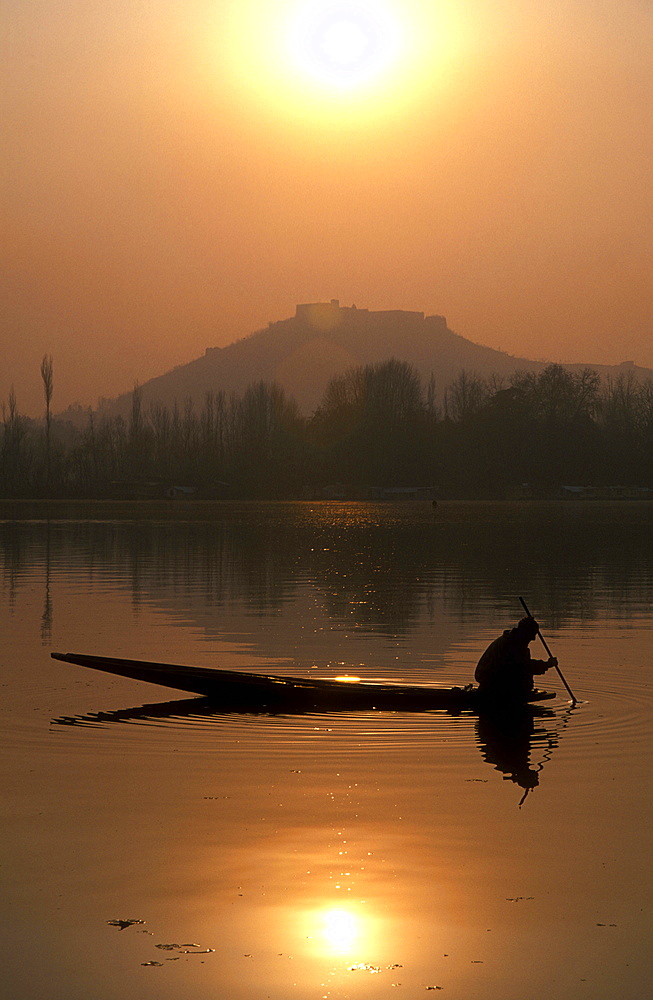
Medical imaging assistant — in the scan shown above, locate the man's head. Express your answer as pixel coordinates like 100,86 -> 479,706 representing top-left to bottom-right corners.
516,616 -> 539,640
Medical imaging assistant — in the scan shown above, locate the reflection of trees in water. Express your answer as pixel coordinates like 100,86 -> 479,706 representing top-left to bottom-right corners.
40,521 -> 53,644
308,511 -> 653,632
1,505 -> 653,635
307,525 -> 434,635
1,522 -> 27,609
82,520 -> 301,616
420,510 -> 653,630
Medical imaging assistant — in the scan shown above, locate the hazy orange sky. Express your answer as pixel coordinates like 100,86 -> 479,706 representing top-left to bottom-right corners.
3,0 -> 652,416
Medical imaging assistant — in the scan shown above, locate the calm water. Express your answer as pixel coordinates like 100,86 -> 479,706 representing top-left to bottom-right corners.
1,502 -> 652,1000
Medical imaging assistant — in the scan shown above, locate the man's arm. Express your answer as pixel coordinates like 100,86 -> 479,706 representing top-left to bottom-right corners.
531,657 -> 558,675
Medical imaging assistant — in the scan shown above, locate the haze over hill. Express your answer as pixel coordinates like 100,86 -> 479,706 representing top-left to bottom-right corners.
91,302 -> 653,421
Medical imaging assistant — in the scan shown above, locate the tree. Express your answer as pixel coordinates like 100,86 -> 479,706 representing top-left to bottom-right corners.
311,359 -> 426,485
40,354 -> 54,491
443,370 -> 489,422
598,372 -> 651,484
127,382 -> 152,477
233,382 -> 303,496
493,365 -> 600,486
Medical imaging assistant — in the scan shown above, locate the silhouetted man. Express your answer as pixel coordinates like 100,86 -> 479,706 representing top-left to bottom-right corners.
475,616 -> 557,700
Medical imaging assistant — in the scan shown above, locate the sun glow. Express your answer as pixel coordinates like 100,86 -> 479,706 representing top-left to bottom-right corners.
286,1 -> 403,92
218,1 -> 458,130
321,907 -> 360,952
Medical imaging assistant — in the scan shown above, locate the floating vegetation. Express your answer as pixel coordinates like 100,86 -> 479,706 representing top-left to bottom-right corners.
155,942 -> 214,955
107,917 -> 214,965
155,943 -> 200,951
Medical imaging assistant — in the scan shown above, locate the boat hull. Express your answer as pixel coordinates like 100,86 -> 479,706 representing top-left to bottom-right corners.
51,652 -> 556,713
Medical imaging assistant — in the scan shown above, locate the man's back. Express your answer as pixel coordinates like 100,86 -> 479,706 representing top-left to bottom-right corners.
475,625 -> 537,697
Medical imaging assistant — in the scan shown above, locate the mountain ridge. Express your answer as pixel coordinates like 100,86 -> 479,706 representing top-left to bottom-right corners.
89,301 -> 653,420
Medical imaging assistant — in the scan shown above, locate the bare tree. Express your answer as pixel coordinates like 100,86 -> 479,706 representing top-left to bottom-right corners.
445,370 -> 489,422
40,354 -> 54,490
1,388 -> 28,494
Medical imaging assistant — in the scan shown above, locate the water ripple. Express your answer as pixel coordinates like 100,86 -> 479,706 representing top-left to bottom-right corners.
51,700 -> 485,755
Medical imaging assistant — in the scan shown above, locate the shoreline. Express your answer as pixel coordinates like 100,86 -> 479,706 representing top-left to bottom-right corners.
1,497 -> 653,522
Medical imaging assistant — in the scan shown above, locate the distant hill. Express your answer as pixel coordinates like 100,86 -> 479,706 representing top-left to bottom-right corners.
90,301 -> 653,420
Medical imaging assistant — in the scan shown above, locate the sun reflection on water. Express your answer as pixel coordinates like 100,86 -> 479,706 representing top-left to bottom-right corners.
304,903 -> 381,960
322,907 -> 359,952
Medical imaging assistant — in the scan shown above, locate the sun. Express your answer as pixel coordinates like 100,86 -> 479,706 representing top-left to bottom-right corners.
286,1 -> 403,92
218,0 -> 458,130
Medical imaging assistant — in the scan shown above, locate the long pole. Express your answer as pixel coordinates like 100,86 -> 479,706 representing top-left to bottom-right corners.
519,597 -> 577,705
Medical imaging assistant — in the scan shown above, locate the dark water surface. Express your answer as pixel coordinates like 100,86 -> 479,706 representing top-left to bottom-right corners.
1,502 -> 651,999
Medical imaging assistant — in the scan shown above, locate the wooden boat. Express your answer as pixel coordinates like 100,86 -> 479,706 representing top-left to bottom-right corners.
51,652 -> 556,713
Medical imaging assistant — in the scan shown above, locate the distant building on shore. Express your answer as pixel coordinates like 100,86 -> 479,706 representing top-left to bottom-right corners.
294,300 -> 447,332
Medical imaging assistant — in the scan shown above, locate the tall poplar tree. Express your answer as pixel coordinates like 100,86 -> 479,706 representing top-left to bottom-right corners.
40,354 -> 53,491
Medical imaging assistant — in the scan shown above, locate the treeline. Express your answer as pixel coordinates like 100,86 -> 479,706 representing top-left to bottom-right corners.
2,360 -> 653,499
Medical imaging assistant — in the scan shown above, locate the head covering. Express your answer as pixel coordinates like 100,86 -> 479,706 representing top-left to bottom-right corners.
517,616 -> 539,637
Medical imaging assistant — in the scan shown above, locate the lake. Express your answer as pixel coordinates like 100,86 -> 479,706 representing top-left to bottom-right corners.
1,501 -> 651,1000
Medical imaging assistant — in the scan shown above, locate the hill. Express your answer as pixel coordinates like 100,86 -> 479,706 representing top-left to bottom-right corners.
91,301 -> 653,420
